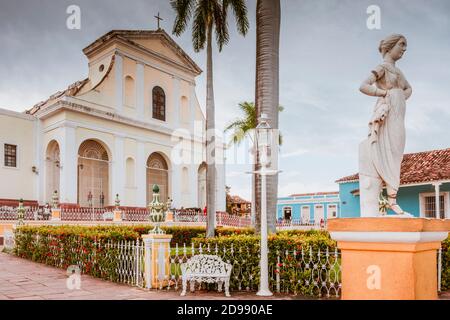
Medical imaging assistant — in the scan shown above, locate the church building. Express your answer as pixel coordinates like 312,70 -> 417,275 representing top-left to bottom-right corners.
0,29 -> 226,210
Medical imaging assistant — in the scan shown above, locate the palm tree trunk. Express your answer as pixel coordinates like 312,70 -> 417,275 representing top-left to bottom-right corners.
206,24 -> 216,238
255,0 -> 281,234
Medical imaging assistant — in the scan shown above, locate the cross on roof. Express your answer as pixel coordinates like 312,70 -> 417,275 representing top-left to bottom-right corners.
154,12 -> 163,30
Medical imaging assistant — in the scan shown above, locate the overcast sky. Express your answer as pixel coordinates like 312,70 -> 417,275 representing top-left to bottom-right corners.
1,0 -> 449,201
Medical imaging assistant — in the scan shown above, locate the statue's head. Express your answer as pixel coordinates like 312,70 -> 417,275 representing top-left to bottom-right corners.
379,34 -> 407,61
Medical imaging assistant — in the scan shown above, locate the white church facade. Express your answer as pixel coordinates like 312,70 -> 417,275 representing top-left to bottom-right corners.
0,29 -> 226,210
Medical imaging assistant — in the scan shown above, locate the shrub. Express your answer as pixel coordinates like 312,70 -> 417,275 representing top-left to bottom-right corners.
191,231 -> 338,295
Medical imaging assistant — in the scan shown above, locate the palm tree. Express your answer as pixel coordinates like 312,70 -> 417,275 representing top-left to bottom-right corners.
171,0 -> 249,237
254,0 -> 281,234
224,101 -> 283,230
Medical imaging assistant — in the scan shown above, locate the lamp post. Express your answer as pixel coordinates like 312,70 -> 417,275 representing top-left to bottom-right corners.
249,113 -> 280,297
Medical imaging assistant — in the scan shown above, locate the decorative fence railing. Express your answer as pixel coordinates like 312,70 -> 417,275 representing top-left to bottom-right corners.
61,208 -> 107,221
173,209 -> 205,223
12,232 -> 145,288
276,219 -> 326,229
172,210 -> 252,228
7,230 -> 447,298
122,209 -> 149,221
0,206 -> 40,220
159,243 -> 342,298
9,230 -> 341,298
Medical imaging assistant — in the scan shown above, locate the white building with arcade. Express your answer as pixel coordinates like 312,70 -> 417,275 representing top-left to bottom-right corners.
0,29 -> 226,210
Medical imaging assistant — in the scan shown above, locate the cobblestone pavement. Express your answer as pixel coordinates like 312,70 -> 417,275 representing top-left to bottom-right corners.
0,252 -> 306,300
1,252 -> 448,300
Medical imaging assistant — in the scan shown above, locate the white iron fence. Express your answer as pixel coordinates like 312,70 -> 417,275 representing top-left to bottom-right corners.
6,231 -> 446,298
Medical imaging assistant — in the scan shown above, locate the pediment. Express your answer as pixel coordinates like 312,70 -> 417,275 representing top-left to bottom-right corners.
83,30 -> 202,76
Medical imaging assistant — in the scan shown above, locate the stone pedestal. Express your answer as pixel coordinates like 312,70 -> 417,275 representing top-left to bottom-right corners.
328,218 -> 450,300
51,208 -> 61,221
113,210 -> 122,222
142,234 -> 173,289
166,211 -> 174,222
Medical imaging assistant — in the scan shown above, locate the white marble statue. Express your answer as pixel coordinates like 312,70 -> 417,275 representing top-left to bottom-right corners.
359,34 -> 413,217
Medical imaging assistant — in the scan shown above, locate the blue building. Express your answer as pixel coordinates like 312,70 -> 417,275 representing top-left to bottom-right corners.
337,148 -> 450,218
277,192 -> 340,224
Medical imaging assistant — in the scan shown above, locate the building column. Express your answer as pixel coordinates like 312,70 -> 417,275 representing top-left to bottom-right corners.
171,164 -> 182,209
189,84 -> 196,133
136,62 -> 145,119
112,135 -> 125,206
59,125 -> 77,205
172,76 -> 181,129
136,141 -> 147,207
434,182 -> 442,219
34,119 -> 44,204
189,163 -> 198,208
115,53 -> 124,114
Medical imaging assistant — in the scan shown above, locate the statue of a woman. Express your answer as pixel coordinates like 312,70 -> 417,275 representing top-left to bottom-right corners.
358,34 -> 412,217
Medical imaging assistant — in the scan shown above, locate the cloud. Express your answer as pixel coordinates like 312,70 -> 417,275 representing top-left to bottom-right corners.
0,0 -> 449,200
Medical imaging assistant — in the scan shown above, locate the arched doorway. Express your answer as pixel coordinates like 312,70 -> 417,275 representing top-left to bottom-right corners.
198,162 -> 207,209
45,140 -> 60,203
146,152 -> 169,204
77,140 -> 110,208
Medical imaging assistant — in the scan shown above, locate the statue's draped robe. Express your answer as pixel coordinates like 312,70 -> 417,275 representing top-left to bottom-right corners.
361,63 -> 409,194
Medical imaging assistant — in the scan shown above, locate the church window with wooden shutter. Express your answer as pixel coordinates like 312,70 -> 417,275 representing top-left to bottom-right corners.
152,86 -> 166,121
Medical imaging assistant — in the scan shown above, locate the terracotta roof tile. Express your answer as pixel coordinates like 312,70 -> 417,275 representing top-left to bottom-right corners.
336,148 -> 450,185
230,195 -> 250,204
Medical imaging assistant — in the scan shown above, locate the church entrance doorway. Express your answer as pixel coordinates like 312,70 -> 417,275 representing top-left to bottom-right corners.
77,139 -> 110,208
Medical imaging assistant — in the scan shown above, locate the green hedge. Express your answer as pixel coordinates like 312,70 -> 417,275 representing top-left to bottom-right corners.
11,225 -> 254,247
192,231 -> 339,296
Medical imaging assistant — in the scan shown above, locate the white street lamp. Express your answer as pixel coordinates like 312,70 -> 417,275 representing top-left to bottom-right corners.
247,113 -> 280,297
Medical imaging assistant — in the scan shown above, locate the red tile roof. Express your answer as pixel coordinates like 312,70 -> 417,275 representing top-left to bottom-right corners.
230,195 -> 250,204
336,148 -> 450,185
289,191 -> 339,197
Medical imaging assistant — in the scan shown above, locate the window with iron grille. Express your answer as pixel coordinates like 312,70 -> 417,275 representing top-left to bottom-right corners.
4,144 -> 17,167
152,86 -> 166,121
424,195 -> 445,219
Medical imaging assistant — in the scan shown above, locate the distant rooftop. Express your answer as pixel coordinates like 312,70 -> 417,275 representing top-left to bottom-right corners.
336,147 -> 450,185
229,195 -> 250,204
288,191 -> 339,197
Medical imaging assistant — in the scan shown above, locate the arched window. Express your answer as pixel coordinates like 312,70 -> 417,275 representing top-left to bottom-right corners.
152,86 -> 166,121
45,140 -> 60,203
124,76 -> 135,107
126,157 -> 135,187
146,152 -> 169,203
78,140 -> 110,208
181,96 -> 189,128
197,163 -> 207,209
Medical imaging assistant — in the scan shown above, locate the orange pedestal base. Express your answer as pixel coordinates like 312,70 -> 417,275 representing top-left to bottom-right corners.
51,209 -> 61,221
113,210 -> 122,222
328,218 -> 450,300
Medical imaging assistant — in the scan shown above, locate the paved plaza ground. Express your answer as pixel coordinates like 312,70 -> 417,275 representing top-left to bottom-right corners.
0,252 -> 305,300
0,252 -> 448,300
